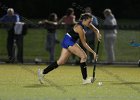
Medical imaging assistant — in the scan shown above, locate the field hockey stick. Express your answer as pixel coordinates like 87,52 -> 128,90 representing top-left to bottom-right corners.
93,41 -> 100,79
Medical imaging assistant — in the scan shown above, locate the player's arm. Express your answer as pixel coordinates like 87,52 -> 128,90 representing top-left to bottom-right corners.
88,23 -> 101,41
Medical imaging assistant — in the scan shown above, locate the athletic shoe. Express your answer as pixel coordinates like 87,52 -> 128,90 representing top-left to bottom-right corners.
82,77 -> 93,85
38,69 -> 45,84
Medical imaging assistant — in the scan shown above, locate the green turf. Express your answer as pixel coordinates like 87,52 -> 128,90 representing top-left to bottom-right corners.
0,64 -> 140,100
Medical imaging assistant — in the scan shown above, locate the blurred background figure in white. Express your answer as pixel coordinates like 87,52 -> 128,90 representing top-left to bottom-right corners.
103,8 -> 117,64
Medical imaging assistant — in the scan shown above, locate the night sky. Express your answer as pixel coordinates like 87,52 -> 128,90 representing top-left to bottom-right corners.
0,0 -> 140,19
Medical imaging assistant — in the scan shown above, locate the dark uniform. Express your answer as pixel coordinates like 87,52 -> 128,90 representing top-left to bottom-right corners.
0,13 -> 25,63
61,21 -> 85,49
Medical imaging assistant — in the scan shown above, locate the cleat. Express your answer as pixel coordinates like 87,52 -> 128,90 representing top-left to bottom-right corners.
38,69 -> 45,84
82,77 -> 93,85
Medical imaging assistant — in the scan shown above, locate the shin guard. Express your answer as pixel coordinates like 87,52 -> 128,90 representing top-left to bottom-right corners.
43,61 -> 58,74
80,62 -> 87,80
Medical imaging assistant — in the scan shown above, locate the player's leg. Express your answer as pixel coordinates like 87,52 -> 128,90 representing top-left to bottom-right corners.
68,43 -> 87,78
43,48 -> 71,74
68,43 -> 93,84
68,43 -> 87,79
38,48 -> 71,84
68,43 -> 87,63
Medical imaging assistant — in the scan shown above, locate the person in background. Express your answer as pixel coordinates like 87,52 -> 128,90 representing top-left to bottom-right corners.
38,13 -> 101,85
38,13 -> 58,62
59,8 -> 77,32
0,8 -> 26,63
103,8 -> 117,64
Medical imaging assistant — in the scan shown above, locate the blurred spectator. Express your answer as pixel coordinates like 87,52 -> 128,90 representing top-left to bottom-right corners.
103,8 -> 117,64
38,13 -> 58,62
0,8 -> 27,63
59,8 -> 77,63
59,8 -> 77,32
81,7 -> 99,63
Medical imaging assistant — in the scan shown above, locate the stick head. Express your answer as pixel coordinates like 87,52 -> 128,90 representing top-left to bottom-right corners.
91,77 -> 96,83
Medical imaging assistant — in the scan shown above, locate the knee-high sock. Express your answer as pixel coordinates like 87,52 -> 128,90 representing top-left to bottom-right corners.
43,61 -> 58,74
80,62 -> 87,80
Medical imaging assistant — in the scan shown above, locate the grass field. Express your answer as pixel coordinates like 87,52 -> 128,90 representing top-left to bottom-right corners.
0,64 -> 140,100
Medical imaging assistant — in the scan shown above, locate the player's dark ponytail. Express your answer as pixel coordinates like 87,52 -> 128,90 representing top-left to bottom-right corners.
79,13 -> 93,20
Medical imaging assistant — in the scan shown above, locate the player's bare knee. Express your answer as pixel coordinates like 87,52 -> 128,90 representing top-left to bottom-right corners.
57,60 -> 65,65
60,61 -> 65,65
80,55 -> 87,62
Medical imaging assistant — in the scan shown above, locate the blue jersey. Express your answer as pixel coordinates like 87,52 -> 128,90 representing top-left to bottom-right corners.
0,14 -> 20,30
61,21 -> 86,49
0,14 -> 20,22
